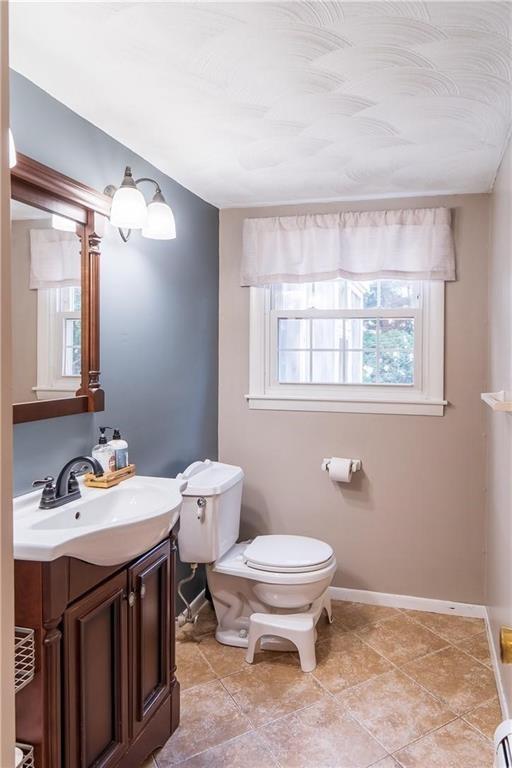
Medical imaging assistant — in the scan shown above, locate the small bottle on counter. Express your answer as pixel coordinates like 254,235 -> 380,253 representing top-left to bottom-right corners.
92,427 -> 116,473
109,429 -> 129,470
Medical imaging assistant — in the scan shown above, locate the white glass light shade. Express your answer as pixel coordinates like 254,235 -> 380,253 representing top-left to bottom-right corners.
142,200 -> 176,240
109,186 -> 147,229
52,214 -> 76,233
9,129 -> 16,169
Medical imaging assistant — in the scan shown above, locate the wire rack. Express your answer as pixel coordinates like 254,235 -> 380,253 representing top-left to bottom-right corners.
15,743 -> 34,768
14,627 -> 35,694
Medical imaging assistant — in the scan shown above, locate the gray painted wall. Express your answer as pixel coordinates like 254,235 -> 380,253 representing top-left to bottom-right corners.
10,71 -> 218,600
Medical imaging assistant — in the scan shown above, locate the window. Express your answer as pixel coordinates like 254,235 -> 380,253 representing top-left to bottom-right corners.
60,288 -> 81,377
248,278 -> 445,415
35,286 -> 81,399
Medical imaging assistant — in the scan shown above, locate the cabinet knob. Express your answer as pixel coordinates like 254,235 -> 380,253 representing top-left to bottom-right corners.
140,584 -> 146,599
127,591 -> 136,607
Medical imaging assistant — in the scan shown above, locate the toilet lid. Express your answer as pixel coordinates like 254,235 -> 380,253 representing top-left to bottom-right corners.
243,535 -> 334,573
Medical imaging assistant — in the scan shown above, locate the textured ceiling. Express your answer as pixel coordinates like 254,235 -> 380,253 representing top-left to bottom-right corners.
10,1 -> 512,207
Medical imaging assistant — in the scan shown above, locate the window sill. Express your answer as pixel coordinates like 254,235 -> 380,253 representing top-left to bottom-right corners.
245,394 -> 447,416
33,385 -> 79,401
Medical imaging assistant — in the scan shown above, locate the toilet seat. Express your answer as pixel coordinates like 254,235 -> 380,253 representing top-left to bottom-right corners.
243,535 -> 334,574
212,541 -> 336,585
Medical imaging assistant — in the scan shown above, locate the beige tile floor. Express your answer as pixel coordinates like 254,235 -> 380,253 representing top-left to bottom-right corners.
141,601 -> 500,768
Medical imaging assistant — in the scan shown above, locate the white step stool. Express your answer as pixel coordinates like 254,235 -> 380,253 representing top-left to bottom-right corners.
245,593 -> 332,672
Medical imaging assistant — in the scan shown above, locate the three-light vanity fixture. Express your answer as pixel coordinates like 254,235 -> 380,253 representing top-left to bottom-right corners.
8,131 -> 175,243
104,166 -> 176,242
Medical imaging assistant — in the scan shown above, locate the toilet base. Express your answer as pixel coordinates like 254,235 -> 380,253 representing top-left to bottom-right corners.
206,545 -> 336,658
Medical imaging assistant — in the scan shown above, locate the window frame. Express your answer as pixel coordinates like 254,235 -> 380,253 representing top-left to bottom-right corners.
34,287 -> 81,401
247,280 -> 446,416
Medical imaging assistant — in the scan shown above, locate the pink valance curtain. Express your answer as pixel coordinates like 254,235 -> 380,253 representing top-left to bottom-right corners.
241,207 -> 455,286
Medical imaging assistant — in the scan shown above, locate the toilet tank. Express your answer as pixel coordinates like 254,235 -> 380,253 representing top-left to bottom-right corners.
177,460 -> 244,563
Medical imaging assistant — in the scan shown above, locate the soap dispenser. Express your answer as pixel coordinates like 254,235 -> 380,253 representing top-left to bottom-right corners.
92,427 -> 116,473
109,429 -> 129,470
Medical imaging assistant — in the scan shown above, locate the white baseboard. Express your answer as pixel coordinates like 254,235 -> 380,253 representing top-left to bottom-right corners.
485,607 -> 509,720
328,586 -> 486,619
177,588 -> 207,623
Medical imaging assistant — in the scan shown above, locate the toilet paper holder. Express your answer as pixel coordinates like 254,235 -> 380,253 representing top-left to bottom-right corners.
321,458 -> 362,473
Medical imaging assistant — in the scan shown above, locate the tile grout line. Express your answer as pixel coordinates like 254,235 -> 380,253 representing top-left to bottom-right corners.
319,630 -> 465,754
174,607 -> 496,765
315,619 -> 462,759
212,611 -> 462,756
348,622 -> 499,718
395,608 -> 487,646
388,646 -> 500,718
389,714 -> 494,763
168,729 -> 259,767
219,672 -> 337,731
459,715 -> 497,744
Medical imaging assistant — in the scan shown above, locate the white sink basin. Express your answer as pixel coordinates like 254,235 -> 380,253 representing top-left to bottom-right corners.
14,475 -> 186,566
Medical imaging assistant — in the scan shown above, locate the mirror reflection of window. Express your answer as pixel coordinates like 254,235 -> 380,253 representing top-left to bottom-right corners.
10,200 -> 81,403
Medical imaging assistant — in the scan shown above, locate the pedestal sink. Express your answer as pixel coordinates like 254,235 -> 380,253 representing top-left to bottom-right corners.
13,475 -> 186,565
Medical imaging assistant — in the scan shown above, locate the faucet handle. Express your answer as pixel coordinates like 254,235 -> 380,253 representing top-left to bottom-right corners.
68,471 -> 80,494
33,477 -> 56,509
32,476 -> 55,488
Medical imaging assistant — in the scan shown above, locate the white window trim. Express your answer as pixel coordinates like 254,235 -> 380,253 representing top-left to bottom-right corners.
35,289 -> 80,400
246,282 -> 446,416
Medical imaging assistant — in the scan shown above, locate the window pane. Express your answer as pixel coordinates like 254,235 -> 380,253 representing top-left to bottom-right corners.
71,287 -> 82,311
312,319 -> 344,349
311,281 -> 344,309
278,319 -> 310,349
272,278 -> 418,311
345,350 -> 363,383
361,280 -> 419,309
312,351 -> 342,383
58,286 -> 82,312
362,281 -> 378,308
71,345 -> 81,375
279,351 -> 310,383
377,318 -> 415,384
63,348 -> 81,377
347,285 -> 363,309
63,318 -> 81,376
379,280 -> 419,308
65,318 -> 80,346
378,318 -> 414,349
272,283 -> 314,310
379,351 -> 414,384
362,351 -> 378,383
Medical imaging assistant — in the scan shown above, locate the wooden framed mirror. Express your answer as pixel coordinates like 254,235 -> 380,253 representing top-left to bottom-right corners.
11,154 -> 111,423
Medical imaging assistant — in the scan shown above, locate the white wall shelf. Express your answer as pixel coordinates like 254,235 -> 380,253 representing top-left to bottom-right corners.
481,391 -> 512,412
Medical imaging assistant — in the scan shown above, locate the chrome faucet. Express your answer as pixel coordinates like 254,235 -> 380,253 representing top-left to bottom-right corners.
33,456 -> 104,510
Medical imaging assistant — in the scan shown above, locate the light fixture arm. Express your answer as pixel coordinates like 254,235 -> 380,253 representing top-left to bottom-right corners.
134,177 -> 161,193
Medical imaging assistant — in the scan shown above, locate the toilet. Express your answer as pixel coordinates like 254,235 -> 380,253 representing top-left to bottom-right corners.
177,460 -> 336,662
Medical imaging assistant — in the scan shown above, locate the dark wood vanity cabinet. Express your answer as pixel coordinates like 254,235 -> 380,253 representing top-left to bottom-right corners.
64,570 -> 129,768
15,533 -> 180,768
129,542 -> 172,740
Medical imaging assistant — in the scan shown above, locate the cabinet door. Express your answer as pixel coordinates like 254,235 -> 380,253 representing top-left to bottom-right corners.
64,571 -> 128,768
129,540 -> 171,738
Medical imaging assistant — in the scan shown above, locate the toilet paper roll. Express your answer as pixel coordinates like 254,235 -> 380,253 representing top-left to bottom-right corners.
15,747 -> 23,768
327,458 -> 353,483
